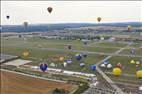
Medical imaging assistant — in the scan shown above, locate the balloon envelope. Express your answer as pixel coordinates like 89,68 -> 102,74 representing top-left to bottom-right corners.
23,51 -> 29,57
91,65 -> 96,70
136,70 -> 142,78
47,7 -> 53,13
23,22 -> 28,28
6,15 -> 10,19
40,63 -> 48,72
75,54 -> 82,61
113,68 -> 122,76
66,60 -> 72,64
127,25 -> 132,31
97,17 -> 101,22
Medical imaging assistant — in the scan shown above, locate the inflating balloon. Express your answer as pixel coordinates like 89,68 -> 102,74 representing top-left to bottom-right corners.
136,70 -> 142,78
130,60 -> 135,64
47,7 -> 53,13
40,63 -> 48,72
80,63 -> 85,67
59,57 -> 64,61
66,59 -> 72,64
97,17 -> 101,22
91,65 -> 96,70
113,68 -> 122,76
23,51 -> 29,57
75,54 -> 82,61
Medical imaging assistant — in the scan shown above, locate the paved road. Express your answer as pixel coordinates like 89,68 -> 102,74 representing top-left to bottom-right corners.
93,45 -> 131,94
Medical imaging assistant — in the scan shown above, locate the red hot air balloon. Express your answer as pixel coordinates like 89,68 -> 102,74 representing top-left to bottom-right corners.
47,7 -> 53,13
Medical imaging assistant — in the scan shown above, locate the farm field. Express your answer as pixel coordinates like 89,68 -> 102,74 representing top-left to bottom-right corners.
0,70 -> 77,94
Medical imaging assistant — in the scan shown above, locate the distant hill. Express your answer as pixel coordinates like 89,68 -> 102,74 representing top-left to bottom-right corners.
1,22 -> 142,32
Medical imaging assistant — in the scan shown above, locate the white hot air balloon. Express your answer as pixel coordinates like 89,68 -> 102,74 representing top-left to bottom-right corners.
100,63 -> 106,68
107,64 -> 112,69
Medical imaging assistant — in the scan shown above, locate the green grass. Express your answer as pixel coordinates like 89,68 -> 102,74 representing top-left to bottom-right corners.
106,56 -> 142,75
1,45 -> 106,73
119,48 -> 142,55
92,42 -> 127,48
1,37 -> 119,53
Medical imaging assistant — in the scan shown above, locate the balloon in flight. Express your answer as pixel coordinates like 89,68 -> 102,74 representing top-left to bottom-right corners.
23,22 -> 28,28
97,17 -> 102,22
47,7 -> 53,13
6,15 -> 10,19
127,25 -> 132,31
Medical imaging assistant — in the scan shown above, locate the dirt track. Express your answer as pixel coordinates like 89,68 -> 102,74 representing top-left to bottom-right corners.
0,70 -> 76,94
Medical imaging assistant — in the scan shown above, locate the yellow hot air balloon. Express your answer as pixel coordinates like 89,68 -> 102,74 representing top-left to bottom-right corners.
113,68 -> 122,76
127,25 -> 131,31
59,57 -> 64,61
136,70 -> 142,78
130,60 -> 135,64
23,51 -> 29,57
97,17 -> 102,22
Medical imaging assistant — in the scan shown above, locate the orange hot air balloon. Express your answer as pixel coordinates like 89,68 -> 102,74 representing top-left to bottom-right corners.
97,17 -> 102,22
127,25 -> 131,31
47,7 -> 53,13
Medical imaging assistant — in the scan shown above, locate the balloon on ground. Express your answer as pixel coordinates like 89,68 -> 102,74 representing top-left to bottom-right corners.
40,63 -> 48,72
113,68 -> 122,76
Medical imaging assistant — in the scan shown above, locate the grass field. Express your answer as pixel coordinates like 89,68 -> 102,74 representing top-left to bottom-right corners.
0,70 -> 77,94
106,56 -> 142,75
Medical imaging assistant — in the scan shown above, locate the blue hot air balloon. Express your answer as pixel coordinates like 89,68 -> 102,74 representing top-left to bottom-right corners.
75,54 -> 82,61
40,63 -> 48,72
91,65 -> 96,70
103,61 -> 109,65
66,59 -> 72,64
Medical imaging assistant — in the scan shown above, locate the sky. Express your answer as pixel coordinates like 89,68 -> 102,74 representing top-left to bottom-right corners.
1,1 -> 142,25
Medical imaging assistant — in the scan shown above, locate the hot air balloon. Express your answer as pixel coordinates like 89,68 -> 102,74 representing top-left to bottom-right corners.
6,15 -> 10,19
97,17 -> 101,22
66,59 -> 72,64
40,63 -> 48,72
116,63 -> 122,69
100,63 -> 106,68
91,65 -> 96,70
22,51 -> 29,57
136,70 -> 142,78
130,60 -> 135,64
68,45 -> 72,50
113,68 -> 122,76
103,61 -> 109,65
75,54 -> 82,61
47,7 -> 53,13
23,22 -> 28,28
107,64 -> 112,69
80,63 -> 85,67
59,56 -> 64,61
127,25 -> 132,31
